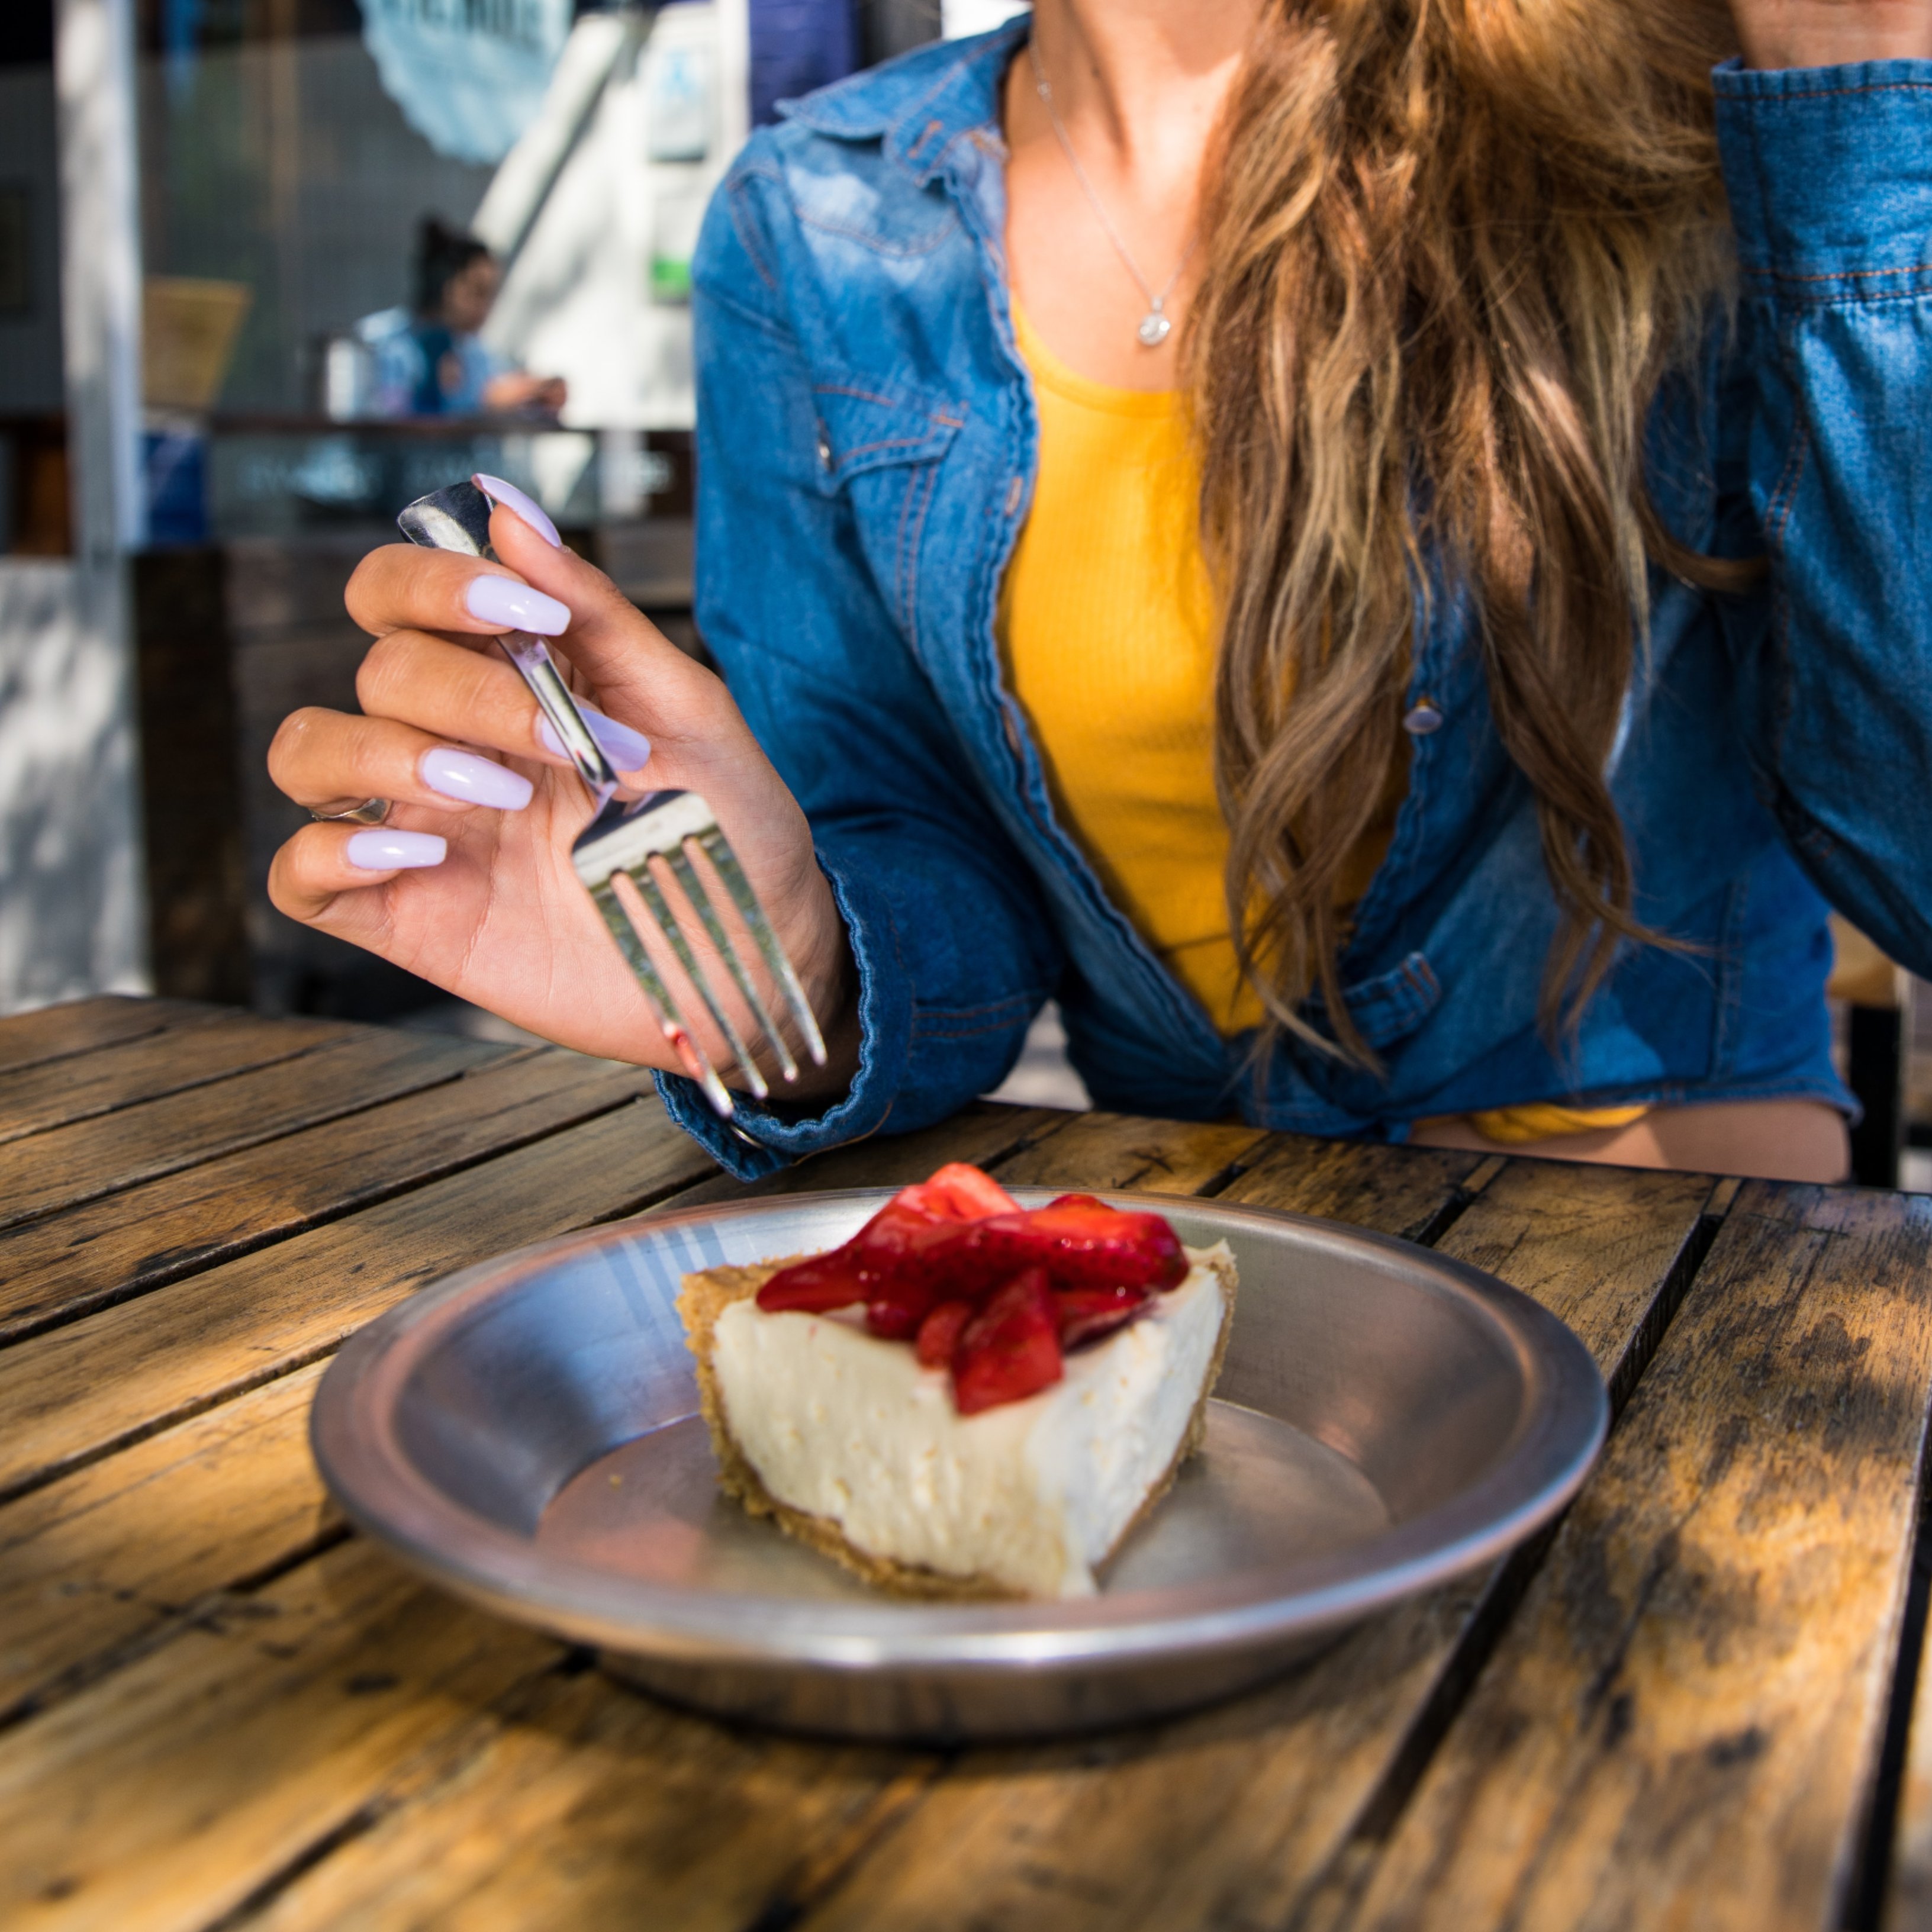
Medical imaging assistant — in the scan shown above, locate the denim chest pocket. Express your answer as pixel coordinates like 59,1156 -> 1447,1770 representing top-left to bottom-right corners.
809,380 -> 965,642
809,381 -> 964,487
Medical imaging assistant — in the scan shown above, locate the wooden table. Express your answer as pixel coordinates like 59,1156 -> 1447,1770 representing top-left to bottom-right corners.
7,996 -> 1932,1931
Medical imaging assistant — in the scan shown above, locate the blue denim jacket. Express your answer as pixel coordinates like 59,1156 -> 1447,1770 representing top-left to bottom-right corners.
665,21 -> 1932,1180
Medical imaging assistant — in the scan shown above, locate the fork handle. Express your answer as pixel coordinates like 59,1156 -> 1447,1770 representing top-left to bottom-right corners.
497,629 -> 621,804
394,479 -> 620,808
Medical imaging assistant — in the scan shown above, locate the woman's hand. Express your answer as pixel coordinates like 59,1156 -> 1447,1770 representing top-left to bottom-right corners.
267,494 -> 858,1095
1730,0 -> 1932,67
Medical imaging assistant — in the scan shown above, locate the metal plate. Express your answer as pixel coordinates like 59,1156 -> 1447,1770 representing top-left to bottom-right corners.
311,1190 -> 1607,1741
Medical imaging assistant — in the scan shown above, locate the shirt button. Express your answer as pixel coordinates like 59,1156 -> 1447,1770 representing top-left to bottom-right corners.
816,426 -> 833,473
1402,697 -> 1444,736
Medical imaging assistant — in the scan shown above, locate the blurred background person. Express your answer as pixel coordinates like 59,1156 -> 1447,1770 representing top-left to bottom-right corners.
366,218 -> 567,419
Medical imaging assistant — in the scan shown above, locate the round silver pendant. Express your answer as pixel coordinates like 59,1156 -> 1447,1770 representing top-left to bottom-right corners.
1137,310 -> 1172,347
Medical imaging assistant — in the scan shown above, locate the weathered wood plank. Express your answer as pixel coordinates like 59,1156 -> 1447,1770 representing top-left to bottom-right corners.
0,1540 -> 561,1932
0,1048 -> 656,1345
0,996 -> 216,1079
0,1010 -> 350,1144
993,1109 -> 1270,1196
1887,1604 -> 1932,1930
0,1363 -> 334,1722
0,1530 -> 935,1932
1219,1131 -> 1502,1244
0,1099 -> 717,1503
240,1673 -> 937,1932
794,1161 -> 1721,1932
1321,1183 -> 1932,1932
203,1135 -> 1497,1931
0,1026 -> 508,1237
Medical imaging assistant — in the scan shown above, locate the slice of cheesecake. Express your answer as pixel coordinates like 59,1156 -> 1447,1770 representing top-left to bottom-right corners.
677,1167 -> 1237,1600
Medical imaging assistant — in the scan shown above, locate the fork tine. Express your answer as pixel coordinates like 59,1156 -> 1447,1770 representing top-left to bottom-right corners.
666,843 -> 801,1084
588,881 -> 738,1118
693,827 -> 829,1067
624,864 -> 772,1102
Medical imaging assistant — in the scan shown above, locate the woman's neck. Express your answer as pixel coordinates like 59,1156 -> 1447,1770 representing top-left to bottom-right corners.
1026,0 -> 1254,178
1004,0 -> 1257,391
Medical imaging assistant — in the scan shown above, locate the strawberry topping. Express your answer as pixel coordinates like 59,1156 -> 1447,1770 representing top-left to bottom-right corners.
952,1269 -> 1064,1415
1051,1283 -> 1152,1349
914,1297 -> 974,1368
754,1164 -> 1190,1413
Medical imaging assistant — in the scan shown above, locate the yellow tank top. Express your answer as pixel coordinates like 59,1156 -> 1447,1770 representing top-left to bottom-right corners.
996,302 -> 1643,1148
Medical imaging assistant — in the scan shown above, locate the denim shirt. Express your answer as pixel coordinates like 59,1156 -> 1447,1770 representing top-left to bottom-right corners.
664,22 -> 1932,1180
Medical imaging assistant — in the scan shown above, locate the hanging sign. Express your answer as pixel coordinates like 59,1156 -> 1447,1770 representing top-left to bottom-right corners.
360,0 -> 575,166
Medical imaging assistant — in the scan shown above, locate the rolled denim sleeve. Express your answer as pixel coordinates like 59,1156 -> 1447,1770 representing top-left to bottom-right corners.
661,147 -> 1062,1180
1714,60 -> 1932,970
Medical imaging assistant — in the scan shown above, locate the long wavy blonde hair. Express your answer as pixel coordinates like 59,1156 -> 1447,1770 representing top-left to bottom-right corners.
1187,0 -> 1743,1063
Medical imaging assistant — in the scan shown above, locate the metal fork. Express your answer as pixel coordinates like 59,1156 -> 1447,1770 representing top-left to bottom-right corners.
397,481 -> 825,1119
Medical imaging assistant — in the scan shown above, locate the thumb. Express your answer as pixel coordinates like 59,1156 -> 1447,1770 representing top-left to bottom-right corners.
484,496 -> 725,745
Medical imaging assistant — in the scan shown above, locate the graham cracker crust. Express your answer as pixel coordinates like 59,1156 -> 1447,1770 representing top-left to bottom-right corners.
675,1247 -> 1238,1602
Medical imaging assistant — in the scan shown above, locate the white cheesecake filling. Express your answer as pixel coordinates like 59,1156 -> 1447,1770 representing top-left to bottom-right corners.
710,1242 -> 1231,1598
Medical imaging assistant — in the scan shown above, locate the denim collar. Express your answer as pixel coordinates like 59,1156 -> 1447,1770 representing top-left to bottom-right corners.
778,18 -> 1029,183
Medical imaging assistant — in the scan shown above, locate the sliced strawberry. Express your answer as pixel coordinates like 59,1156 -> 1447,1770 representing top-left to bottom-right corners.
755,1249 -> 872,1313
1052,1283 -> 1150,1350
909,1197 -> 1188,1300
904,1162 -> 1020,1221
758,1190 -> 955,1313
915,1297 -> 973,1368
952,1267 -> 1064,1415
864,1274 -> 939,1342
758,1165 -> 1183,1345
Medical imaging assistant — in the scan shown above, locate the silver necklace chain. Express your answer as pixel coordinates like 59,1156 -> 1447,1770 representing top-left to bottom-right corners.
1028,40 -> 1197,349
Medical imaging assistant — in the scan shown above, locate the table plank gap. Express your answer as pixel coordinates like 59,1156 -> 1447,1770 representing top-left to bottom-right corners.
1865,1345 -> 1932,1932
0,1099 -> 719,1509
0,1011 -> 355,1145
0,1048 -> 656,1348
0,1026 -> 514,1238
1312,1182 -> 1932,1932
0,995 -> 223,1078
1853,1413 -> 1932,1932
789,1159 -> 1715,1932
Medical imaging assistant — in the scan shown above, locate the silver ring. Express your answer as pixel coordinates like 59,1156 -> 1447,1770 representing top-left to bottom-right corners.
311,797 -> 391,826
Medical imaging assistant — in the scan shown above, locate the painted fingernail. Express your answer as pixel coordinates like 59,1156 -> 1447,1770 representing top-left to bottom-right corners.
473,472 -> 562,548
419,746 -> 533,811
465,574 -> 571,637
346,829 -> 446,871
537,706 -> 652,772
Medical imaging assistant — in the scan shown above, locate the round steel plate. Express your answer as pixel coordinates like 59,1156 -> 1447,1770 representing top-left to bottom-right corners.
311,1189 -> 1606,1741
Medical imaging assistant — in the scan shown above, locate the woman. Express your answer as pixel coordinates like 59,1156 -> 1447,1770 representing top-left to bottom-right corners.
372,217 -> 566,418
266,0 -> 1932,1184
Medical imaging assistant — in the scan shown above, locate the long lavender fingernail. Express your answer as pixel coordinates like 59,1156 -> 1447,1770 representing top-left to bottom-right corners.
346,830 -> 446,871
473,473 -> 562,548
537,706 -> 651,772
465,574 -> 571,637
420,747 -> 533,811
